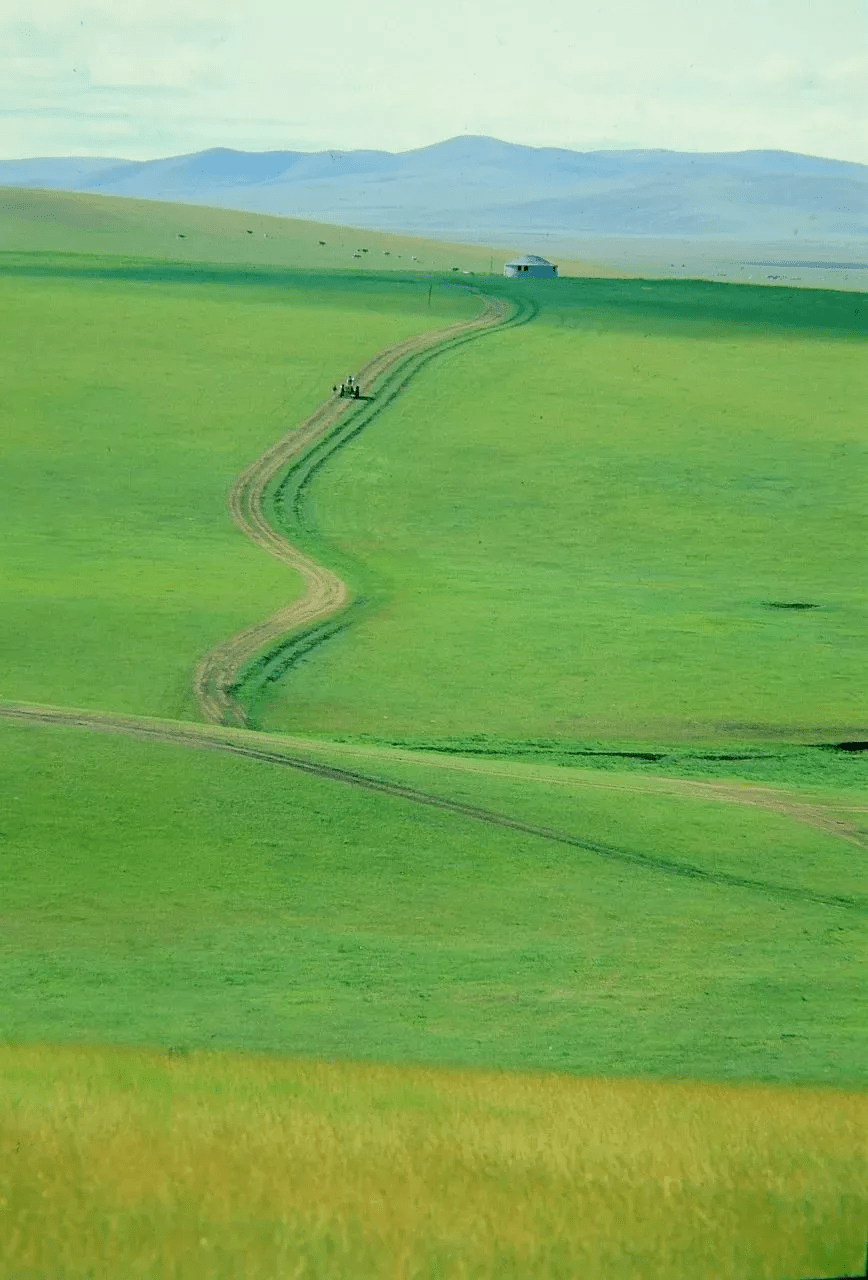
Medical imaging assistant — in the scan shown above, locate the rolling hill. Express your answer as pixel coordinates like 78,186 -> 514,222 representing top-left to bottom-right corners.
1,184 -> 866,1279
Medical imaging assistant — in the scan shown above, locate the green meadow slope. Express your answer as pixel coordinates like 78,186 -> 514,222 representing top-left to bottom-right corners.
0,185 -> 612,276
2,705 -> 865,1273
257,276 -> 868,745
1,192 -> 866,1277
2,715 -> 865,1083
0,255 -> 476,717
1,198 -> 865,1076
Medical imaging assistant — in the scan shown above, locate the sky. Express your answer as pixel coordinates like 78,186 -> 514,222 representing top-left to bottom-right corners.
2,0 -> 867,163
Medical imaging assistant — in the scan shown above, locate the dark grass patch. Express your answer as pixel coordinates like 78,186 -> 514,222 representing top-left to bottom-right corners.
338,734 -> 868,789
764,601 -> 821,610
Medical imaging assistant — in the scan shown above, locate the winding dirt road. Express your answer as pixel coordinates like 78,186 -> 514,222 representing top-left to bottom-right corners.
193,288 -> 517,726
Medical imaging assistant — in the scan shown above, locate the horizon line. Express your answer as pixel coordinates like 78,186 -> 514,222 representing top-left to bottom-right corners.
2,134 -> 866,169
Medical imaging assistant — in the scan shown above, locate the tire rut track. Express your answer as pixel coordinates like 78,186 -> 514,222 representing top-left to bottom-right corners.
193,289 -> 521,727
264,738 -> 868,851
1,702 -> 863,914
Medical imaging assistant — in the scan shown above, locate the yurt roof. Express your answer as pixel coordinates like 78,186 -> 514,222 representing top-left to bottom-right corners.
505,254 -> 554,266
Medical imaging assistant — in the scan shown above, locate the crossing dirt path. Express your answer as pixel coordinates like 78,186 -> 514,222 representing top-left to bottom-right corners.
0,700 -> 863,911
193,288 -> 519,726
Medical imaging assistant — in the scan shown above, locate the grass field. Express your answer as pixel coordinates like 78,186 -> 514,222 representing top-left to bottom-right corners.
0,254 -> 476,716
2,1043 -> 865,1280
3,716 -> 865,1084
1,193 -> 866,1277
257,275 -> 868,744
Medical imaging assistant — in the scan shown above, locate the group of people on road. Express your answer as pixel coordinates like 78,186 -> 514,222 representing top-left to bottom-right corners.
333,374 -> 361,399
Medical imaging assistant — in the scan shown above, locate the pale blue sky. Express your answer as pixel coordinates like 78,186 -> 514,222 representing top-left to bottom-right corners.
2,0 -> 867,162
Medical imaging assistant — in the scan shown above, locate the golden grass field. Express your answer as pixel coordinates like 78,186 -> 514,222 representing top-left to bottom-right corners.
1,1043 -> 865,1280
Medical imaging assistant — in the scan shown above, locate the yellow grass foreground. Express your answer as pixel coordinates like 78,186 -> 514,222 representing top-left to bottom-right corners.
1,1044 -> 865,1279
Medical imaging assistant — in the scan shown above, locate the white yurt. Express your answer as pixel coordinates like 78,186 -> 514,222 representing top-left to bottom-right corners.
503,254 -> 558,278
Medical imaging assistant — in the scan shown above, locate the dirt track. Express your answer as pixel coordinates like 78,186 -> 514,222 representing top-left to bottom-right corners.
182,285 -> 866,862
193,289 -> 517,726
285,738 -> 868,851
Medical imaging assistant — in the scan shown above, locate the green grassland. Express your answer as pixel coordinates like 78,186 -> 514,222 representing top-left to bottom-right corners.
0,254 -> 476,716
3,714 -> 866,1277
3,717 -> 865,1085
1,1043 -> 865,1280
1,192 -> 866,1277
258,276 -> 868,745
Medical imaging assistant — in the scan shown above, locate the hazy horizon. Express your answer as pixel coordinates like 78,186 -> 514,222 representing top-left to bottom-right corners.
6,133 -> 868,167
2,0 -> 865,165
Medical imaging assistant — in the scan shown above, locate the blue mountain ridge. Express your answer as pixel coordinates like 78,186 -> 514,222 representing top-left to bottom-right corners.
2,135 -> 866,240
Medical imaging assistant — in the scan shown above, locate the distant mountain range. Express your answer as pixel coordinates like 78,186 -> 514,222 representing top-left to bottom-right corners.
2,135 -> 866,242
